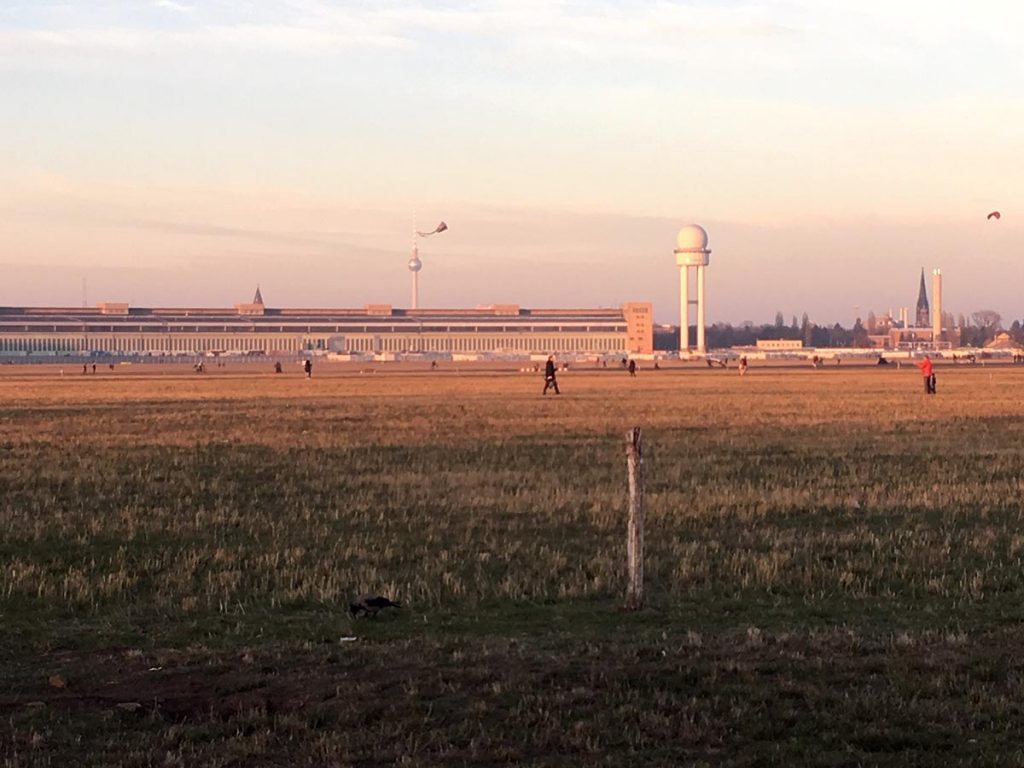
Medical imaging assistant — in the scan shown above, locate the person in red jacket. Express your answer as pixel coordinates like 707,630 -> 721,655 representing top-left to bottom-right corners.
916,355 -> 936,394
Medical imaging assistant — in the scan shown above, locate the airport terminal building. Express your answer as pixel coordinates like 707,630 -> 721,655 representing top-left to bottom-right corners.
0,292 -> 653,359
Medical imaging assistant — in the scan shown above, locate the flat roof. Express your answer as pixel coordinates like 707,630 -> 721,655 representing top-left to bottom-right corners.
0,306 -> 628,319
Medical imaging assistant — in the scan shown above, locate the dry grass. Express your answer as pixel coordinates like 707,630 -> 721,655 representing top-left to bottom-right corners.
4,362 -> 1024,765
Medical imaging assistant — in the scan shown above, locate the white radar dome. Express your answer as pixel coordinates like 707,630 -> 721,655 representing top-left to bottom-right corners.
676,224 -> 709,251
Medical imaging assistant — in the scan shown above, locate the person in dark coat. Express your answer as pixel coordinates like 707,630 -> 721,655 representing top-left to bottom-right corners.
543,355 -> 560,395
303,359 -> 312,378
628,359 -> 637,377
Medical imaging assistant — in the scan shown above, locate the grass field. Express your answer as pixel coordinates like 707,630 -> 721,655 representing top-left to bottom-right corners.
4,362 -> 1024,766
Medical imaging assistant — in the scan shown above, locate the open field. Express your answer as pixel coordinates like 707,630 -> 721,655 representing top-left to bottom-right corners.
4,363 -> 1024,766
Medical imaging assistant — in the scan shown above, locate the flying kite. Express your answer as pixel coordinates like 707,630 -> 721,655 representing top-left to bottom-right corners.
987,211 -> 1001,220
416,221 -> 448,237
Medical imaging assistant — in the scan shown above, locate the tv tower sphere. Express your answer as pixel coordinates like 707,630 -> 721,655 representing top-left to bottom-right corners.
408,254 -> 422,272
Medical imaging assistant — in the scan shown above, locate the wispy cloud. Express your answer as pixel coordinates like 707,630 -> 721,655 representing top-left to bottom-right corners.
0,0 -> 1019,76
152,0 -> 190,13
0,1 -> 821,61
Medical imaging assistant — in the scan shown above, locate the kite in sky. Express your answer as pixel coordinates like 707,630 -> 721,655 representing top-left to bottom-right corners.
416,221 -> 448,237
987,211 -> 1001,220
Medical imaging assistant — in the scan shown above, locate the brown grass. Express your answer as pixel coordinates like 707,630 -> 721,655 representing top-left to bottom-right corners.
3,361 -> 1024,765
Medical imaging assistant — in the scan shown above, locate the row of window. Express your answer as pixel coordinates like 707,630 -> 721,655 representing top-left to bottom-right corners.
370,336 -> 626,353
0,337 -> 304,353
0,323 -> 627,335
0,333 -> 629,355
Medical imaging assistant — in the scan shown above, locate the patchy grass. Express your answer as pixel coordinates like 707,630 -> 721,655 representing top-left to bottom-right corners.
3,364 -> 1024,765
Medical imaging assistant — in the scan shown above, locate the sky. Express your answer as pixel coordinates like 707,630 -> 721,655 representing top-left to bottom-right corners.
1,0 -> 1022,325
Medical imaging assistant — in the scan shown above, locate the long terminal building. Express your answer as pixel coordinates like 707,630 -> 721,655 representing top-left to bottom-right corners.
0,292 -> 653,359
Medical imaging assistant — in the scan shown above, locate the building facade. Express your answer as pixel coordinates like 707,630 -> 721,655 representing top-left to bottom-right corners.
0,298 -> 653,358
755,339 -> 803,350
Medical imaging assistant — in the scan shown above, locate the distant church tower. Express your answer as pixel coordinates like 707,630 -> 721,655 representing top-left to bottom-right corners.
915,268 -> 930,328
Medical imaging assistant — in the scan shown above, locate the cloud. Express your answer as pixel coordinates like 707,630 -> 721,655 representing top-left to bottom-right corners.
153,0 -> 190,13
0,0 -> 1019,81
0,24 -> 406,56
0,1 -> 846,62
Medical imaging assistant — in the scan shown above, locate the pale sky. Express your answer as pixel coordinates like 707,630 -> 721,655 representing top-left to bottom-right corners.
1,0 -> 1022,324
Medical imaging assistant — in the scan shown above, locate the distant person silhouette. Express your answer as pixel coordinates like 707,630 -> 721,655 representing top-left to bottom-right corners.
543,355 -> 560,395
303,359 -> 312,379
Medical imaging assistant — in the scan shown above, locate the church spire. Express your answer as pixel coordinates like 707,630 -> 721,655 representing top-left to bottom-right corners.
253,285 -> 264,305
915,268 -> 929,328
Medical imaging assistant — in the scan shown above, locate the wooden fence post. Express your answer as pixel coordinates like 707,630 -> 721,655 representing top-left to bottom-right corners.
625,427 -> 645,610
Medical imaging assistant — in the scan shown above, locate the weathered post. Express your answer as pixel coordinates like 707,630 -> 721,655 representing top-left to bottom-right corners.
625,427 -> 645,610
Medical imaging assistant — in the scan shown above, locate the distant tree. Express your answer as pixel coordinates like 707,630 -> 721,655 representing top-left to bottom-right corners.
958,313 -> 968,329
791,315 -> 799,331
972,310 -> 1002,331
960,326 -> 985,348
852,318 -> 871,347
866,311 -> 877,334
774,311 -> 785,328
827,323 -> 856,347
959,311 -> 1001,346
801,314 -> 813,347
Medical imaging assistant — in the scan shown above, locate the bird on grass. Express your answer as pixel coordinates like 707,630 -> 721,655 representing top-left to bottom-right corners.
349,594 -> 401,617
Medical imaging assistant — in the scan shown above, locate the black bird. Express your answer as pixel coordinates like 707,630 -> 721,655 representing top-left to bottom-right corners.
349,594 -> 401,617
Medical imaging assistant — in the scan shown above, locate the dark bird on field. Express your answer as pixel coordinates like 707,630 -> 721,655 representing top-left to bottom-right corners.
349,594 -> 402,617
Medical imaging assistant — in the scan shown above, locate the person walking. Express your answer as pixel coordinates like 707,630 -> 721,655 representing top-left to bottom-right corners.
627,359 -> 637,377
738,356 -> 748,376
543,355 -> 560,395
916,354 -> 935,394
303,359 -> 312,379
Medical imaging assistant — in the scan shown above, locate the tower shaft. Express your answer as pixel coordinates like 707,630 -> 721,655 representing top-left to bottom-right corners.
696,265 -> 706,355
679,267 -> 689,353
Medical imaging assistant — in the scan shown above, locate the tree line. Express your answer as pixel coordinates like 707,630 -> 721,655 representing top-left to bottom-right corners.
660,310 -> 1016,350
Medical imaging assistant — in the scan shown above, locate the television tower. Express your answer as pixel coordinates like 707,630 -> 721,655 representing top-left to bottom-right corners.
408,239 -> 422,309
408,221 -> 448,309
